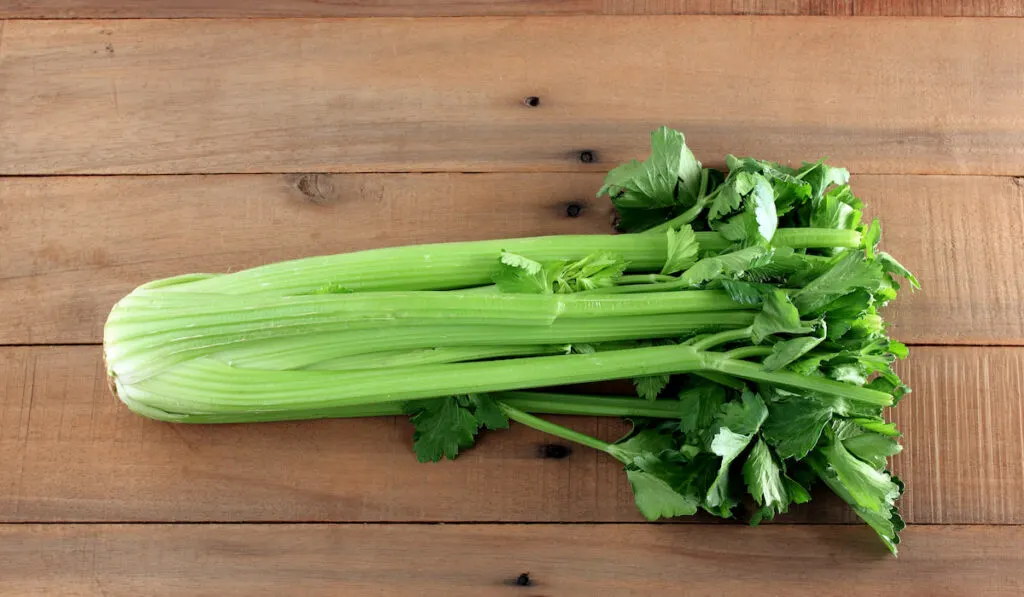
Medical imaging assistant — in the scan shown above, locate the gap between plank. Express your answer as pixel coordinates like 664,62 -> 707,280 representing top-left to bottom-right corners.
3,520 -> 1021,526
1,171 -> 1022,178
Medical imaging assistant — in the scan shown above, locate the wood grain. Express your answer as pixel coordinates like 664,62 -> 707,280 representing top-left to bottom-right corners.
1,345 -> 1020,524
856,1 -> 1024,16
0,1 -> 853,19
2,173 -> 1021,345
2,18 -> 1023,175
2,524 -> 1022,596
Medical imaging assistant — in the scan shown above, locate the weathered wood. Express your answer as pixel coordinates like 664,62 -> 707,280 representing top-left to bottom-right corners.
1,173 -> 1020,345
0,345 -> 1019,523
856,0 -> 1024,16
1,524 -> 1022,596
2,18 -> 1023,175
0,173 -> 614,344
0,0 -> 853,19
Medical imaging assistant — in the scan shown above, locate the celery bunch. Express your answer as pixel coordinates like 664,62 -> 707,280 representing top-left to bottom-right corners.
105,128 -> 916,553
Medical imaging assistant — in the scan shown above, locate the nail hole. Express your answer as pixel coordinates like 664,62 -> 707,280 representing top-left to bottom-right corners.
537,444 -> 572,459
578,150 -> 596,164
516,573 -> 532,586
565,203 -> 583,218
523,96 -> 540,107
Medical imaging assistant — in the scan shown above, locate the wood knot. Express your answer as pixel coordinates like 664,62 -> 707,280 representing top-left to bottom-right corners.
503,572 -> 532,587
293,173 -> 336,205
523,96 -> 540,108
578,150 -> 596,164
537,444 -> 572,459
564,202 -> 583,218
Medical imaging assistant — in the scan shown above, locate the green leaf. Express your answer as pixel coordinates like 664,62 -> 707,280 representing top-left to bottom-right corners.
810,452 -> 904,554
608,430 -> 700,521
717,390 -> 768,436
749,175 -> 778,242
626,469 -> 700,520
598,127 -> 702,210
405,394 -> 509,462
406,397 -> 481,463
810,185 -> 860,231
783,476 -> 812,505
719,279 -> 773,305
634,374 -> 671,401
792,252 -> 884,315
888,341 -> 909,360
555,252 -> 628,292
706,427 -> 752,514
468,394 -> 510,431
763,335 -> 825,371
494,250 -> 626,294
799,161 -> 850,199
681,246 -> 771,287
762,394 -> 833,459
852,417 -> 902,437
820,436 -> 901,514
678,383 -> 727,434
743,438 -> 790,519
751,289 -> 814,343
708,174 -> 746,221
661,225 -> 700,275
844,432 -> 902,470
853,504 -> 905,555
499,250 -> 542,274
707,171 -> 776,244
493,251 -> 557,294
609,429 -> 676,464
614,206 -> 676,232
770,174 -> 813,216
861,218 -> 882,259
830,364 -> 867,385
878,251 -> 920,290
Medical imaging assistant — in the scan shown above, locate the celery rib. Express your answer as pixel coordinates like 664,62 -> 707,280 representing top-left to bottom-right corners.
118,343 -> 891,419
149,229 -> 859,296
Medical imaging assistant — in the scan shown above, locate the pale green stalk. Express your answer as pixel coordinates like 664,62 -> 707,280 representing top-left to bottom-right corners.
117,343 -> 892,422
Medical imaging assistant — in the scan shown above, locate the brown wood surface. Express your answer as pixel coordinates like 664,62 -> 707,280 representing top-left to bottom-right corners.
0,1 -> 854,19
857,0 -> 1024,16
3,173 -> 1022,345
2,524 -> 1022,597
2,18 -> 1024,176
3,6 -> 1023,592
1,345 -> 1020,524
9,0 -> 1021,19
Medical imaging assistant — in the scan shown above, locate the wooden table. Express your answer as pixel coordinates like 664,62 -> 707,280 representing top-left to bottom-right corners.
2,2 -> 1023,595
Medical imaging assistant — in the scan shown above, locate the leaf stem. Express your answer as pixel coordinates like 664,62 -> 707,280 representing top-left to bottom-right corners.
496,391 -> 684,418
721,345 -> 773,360
497,402 -> 612,453
694,371 -> 745,390
711,357 -> 893,406
617,274 -> 677,285
647,175 -> 718,234
690,326 -> 753,351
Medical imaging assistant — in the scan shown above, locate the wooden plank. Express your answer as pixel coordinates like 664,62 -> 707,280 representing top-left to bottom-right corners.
862,175 -> 1024,345
856,1 -> 1024,16
2,18 -> 1023,176
2,173 -> 1021,345
0,173 -> 616,344
1,524 -> 1022,596
0,1 -> 853,19
1,345 -> 1021,523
